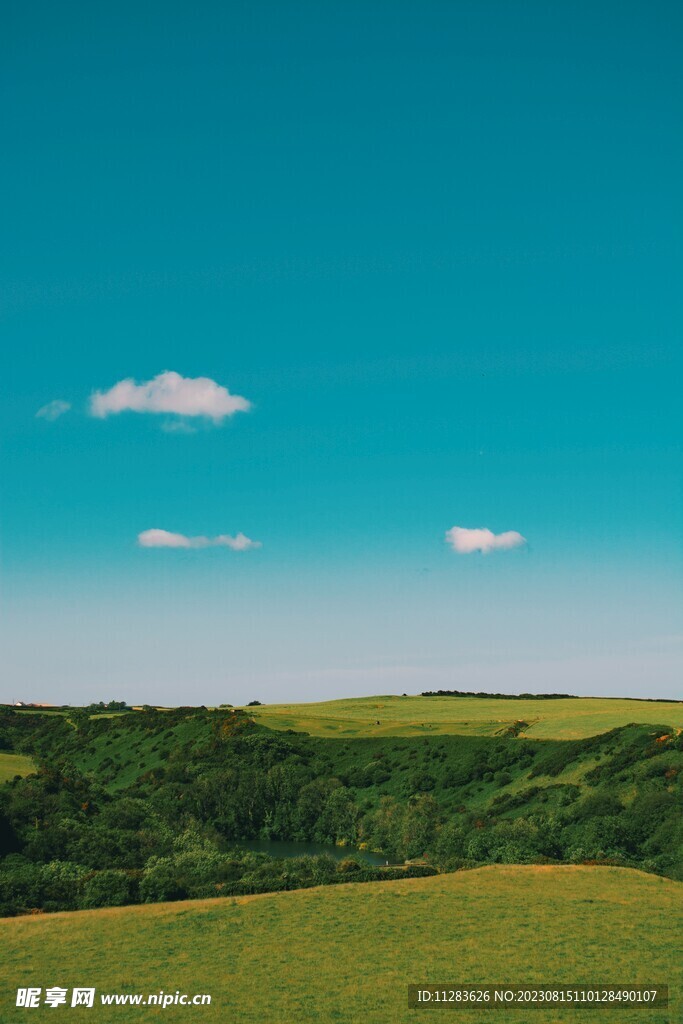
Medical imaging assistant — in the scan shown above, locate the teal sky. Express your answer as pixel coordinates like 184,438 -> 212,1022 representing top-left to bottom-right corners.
1,1 -> 681,704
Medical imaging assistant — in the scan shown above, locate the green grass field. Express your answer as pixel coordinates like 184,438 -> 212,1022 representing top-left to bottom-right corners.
0,752 -> 36,784
0,866 -> 679,1024
240,693 -> 683,740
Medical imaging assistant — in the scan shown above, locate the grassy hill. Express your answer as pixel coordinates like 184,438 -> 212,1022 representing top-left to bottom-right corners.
240,693 -> 683,739
0,866 -> 679,1024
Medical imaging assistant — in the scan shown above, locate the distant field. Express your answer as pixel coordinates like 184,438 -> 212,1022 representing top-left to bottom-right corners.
0,708 -> 130,719
0,708 -> 66,716
0,752 -> 36,783
240,694 -> 683,739
0,866 -> 679,1024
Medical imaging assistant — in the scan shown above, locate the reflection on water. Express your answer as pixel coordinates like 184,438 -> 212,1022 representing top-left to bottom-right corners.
228,838 -> 394,867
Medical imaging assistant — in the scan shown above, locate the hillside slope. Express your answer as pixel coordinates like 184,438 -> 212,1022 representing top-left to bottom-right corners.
0,866 -> 680,1024
242,693 -> 683,739
1,707 -> 682,910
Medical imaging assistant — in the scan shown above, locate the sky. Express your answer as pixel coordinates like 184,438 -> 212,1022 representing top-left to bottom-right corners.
1,1 -> 681,705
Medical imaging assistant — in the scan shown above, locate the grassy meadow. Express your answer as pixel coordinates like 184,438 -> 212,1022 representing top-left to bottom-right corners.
240,693 -> 683,740
0,866 -> 679,1024
0,753 -> 36,784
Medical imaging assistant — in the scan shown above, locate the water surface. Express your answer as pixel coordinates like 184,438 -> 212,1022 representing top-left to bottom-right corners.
229,838 -> 393,866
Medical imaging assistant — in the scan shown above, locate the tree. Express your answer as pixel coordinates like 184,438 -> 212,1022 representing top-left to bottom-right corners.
140,857 -> 187,902
400,794 -> 441,859
317,787 -> 359,843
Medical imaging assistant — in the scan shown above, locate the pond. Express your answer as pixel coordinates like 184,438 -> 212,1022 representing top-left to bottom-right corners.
227,838 -> 395,867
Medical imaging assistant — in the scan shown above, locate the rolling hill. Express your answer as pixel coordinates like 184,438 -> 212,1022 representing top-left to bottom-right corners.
1,701 -> 682,910
0,865 -> 679,1024
239,693 -> 683,739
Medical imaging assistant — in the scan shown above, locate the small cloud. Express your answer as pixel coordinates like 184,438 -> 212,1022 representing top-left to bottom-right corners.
160,419 -> 197,435
214,533 -> 261,551
138,529 -> 261,551
90,370 -> 251,423
445,526 -> 527,554
36,399 -> 71,421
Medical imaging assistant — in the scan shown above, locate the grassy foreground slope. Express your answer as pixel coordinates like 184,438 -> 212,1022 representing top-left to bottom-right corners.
1,867 -> 680,1024
243,693 -> 683,739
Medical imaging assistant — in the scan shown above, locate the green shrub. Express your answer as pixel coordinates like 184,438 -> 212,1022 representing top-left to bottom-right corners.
82,869 -> 135,909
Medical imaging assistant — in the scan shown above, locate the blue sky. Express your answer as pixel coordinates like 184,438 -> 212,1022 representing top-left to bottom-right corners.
1,1 -> 681,704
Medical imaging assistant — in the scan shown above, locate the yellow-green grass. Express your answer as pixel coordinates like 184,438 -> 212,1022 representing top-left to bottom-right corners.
0,709 -> 66,716
0,867 -> 679,1024
0,709 -> 128,719
0,752 -> 36,783
241,693 -> 683,740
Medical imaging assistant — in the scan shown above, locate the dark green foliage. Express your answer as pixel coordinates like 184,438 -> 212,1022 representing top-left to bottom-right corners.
81,869 -> 136,908
86,701 -> 129,713
420,691 -> 579,699
497,723 -> 528,738
0,809 -> 20,856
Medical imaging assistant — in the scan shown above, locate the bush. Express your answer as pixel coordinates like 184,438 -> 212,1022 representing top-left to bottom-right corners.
82,869 -> 135,909
336,857 -> 362,874
140,857 -> 188,903
39,861 -> 88,910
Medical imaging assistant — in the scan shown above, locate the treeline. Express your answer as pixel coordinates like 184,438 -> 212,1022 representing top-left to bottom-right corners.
0,806 -> 435,915
420,690 -> 578,699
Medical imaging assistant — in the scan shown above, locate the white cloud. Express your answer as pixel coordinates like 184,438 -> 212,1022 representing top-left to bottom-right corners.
445,526 -> 527,554
138,529 -> 261,551
90,371 -> 251,423
36,399 -> 71,421
160,419 -> 198,435
214,533 -> 261,551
